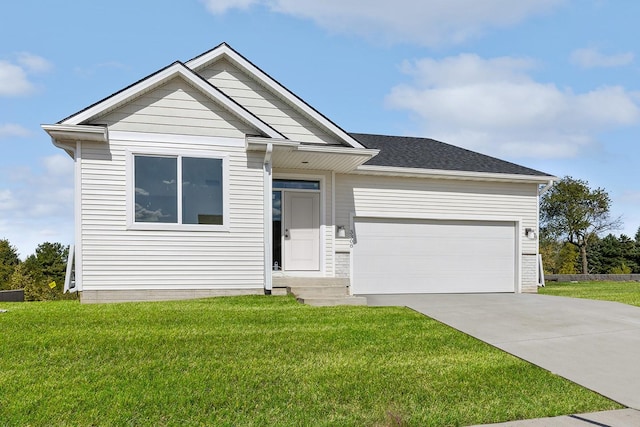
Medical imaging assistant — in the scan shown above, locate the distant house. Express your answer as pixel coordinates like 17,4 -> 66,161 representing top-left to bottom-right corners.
44,43 -> 554,303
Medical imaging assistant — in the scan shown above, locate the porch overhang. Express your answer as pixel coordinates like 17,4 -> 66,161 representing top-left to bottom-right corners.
246,137 -> 379,173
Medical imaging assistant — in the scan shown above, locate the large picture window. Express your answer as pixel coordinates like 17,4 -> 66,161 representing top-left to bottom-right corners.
133,154 -> 225,227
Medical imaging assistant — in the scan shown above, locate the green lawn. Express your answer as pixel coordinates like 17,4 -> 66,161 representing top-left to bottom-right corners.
0,296 -> 620,426
540,281 -> 640,307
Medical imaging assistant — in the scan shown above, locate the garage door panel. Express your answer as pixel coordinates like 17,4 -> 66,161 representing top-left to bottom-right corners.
352,219 -> 516,294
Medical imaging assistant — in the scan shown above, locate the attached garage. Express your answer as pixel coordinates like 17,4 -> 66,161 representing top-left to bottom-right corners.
351,218 -> 518,294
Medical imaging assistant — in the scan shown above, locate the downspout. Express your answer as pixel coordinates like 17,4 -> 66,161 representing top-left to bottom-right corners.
539,179 -> 554,195
74,141 -> 82,292
263,143 -> 273,294
50,138 -> 81,292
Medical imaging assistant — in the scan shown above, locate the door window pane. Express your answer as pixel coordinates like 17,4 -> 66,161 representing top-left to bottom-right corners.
273,180 -> 319,190
134,156 -> 177,223
272,191 -> 282,270
182,157 -> 223,225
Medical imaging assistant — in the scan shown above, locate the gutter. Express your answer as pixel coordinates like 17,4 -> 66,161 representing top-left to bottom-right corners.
356,164 -> 556,184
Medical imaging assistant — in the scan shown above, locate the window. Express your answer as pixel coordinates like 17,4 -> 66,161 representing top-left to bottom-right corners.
133,154 -> 225,227
273,179 -> 320,190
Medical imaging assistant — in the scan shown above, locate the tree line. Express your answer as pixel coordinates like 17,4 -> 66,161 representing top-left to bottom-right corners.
540,176 -> 639,275
0,239 -> 76,301
541,231 -> 640,274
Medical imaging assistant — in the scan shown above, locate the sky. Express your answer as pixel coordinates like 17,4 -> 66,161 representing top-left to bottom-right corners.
2,0 -> 640,258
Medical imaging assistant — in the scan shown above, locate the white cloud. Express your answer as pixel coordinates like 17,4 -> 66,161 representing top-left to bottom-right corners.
0,52 -> 52,97
620,190 -> 640,204
0,123 -> 30,138
570,47 -> 634,69
17,52 -> 53,73
0,60 -> 33,96
0,154 -> 74,257
73,61 -> 128,78
42,153 -> 74,177
0,189 -> 18,211
200,0 -> 259,14
385,54 -> 640,159
200,0 -> 564,46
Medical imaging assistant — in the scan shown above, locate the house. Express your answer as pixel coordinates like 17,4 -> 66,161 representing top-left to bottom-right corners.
43,43 -> 555,303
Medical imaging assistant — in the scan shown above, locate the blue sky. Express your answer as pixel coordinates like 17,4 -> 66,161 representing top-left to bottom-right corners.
2,0 -> 640,257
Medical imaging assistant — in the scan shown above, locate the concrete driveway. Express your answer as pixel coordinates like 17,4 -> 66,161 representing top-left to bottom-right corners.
365,293 -> 640,410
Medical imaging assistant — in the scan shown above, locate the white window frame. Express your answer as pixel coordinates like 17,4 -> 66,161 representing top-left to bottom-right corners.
126,148 -> 230,231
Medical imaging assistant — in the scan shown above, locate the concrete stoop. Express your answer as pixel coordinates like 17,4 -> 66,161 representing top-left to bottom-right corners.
295,296 -> 368,307
273,277 -> 367,306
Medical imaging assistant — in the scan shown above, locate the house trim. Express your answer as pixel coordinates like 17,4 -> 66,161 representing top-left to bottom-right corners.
42,124 -> 108,158
355,164 -> 555,184
263,143 -> 273,293
246,136 -> 377,158
110,130 -> 246,148
75,141 -> 83,291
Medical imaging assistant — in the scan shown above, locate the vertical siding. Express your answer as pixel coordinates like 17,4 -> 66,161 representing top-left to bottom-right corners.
92,77 -> 256,138
335,173 -> 541,287
79,136 -> 265,291
199,59 -> 340,145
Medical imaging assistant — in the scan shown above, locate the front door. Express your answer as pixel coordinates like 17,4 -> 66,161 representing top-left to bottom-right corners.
283,192 -> 320,271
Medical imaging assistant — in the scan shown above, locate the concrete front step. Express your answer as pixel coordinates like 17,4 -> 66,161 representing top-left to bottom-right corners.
286,286 -> 348,298
296,296 -> 368,307
273,277 -> 349,287
273,277 -> 364,306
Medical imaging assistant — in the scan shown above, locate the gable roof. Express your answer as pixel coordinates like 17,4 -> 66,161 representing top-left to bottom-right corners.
350,133 -> 551,177
58,61 -> 285,139
186,43 -> 365,149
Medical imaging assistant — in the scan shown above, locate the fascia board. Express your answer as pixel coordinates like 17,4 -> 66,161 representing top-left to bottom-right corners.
296,145 -> 379,158
356,165 -> 557,184
42,124 -> 108,142
60,63 -> 284,139
60,62 -> 185,125
186,44 -> 365,149
246,137 -> 378,159
246,137 -> 300,151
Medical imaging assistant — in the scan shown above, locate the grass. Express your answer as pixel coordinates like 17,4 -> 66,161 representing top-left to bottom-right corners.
540,281 -> 640,307
0,296 -> 621,426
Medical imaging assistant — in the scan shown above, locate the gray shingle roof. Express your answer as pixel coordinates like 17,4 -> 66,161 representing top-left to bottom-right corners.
350,133 -> 551,177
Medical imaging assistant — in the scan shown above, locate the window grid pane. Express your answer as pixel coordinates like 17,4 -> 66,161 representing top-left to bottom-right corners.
182,157 -> 224,225
273,179 -> 320,190
134,156 -> 177,223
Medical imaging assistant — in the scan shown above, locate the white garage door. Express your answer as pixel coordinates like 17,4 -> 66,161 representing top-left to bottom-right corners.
352,218 -> 516,294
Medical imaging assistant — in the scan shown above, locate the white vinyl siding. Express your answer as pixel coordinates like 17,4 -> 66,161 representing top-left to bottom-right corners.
78,135 -> 265,291
199,59 -> 340,144
93,77 -> 256,138
335,173 -> 540,290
